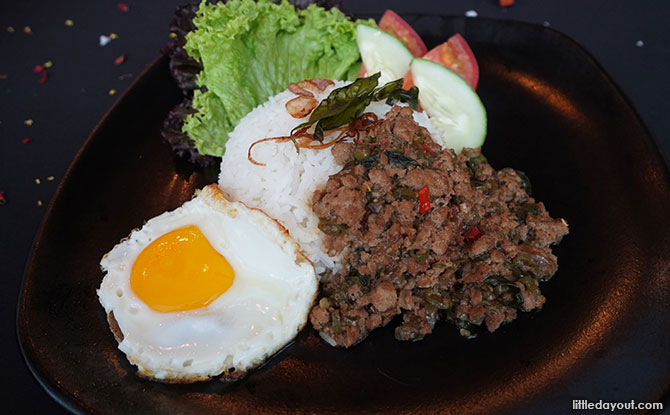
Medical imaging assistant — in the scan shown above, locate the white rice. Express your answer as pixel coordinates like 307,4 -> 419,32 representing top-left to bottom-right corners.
218,81 -> 439,275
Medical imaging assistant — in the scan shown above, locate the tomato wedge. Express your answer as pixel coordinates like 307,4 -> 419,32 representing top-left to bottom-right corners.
420,33 -> 479,90
359,9 -> 428,78
378,10 -> 428,57
358,64 -> 367,79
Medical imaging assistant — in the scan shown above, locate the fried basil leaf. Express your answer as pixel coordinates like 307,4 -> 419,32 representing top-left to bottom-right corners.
372,78 -> 419,110
291,73 -> 420,143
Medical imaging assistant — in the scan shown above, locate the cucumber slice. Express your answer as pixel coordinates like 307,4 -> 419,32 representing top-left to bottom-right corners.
356,23 -> 413,84
410,58 -> 487,153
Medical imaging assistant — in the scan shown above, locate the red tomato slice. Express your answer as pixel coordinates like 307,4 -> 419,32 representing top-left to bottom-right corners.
422,33 -> 479,90
358,64 -> 367,79
378,10 -> 428,57
402,69 -> 414,89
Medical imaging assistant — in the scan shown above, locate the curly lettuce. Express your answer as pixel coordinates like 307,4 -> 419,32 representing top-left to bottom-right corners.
181,0 -> 362,157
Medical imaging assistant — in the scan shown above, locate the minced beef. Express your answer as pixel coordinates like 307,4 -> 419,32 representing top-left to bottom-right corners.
309,106 -> 569,347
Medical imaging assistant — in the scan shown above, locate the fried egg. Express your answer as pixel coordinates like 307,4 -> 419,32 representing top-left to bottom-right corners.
97,184 -> 317,382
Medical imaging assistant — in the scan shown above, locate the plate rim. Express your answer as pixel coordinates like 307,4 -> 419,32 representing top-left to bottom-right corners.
15,54 -> 167,415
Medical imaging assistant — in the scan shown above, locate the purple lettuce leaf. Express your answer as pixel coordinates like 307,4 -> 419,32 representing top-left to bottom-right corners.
160,100 -> 219,167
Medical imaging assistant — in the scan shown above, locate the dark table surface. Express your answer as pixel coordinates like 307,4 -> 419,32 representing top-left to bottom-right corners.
1,0 -> 668,413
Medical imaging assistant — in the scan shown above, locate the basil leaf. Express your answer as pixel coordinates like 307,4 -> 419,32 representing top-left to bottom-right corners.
306,72 -> 380,123
312,122 -> 324,142
385,151 -> 420,168
290,72 -> 419,144
292,72 -> 381,141
385,86 -> 419,110
372,79 -> 419,110
318,94 -> 373,130
372,78 -> 403,101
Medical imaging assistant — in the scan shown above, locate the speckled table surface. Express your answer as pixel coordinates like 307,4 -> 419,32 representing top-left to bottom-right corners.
1,1 -> 668,413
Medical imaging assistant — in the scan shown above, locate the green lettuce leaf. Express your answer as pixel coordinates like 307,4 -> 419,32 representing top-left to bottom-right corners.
183,0 -> 363,157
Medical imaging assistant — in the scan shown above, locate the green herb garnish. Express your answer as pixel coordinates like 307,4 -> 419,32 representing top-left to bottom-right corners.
373,78 -> 419,109
291,72 -> 419,143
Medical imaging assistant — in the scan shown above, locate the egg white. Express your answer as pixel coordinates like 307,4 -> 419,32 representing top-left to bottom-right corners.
97,185 -> 317,382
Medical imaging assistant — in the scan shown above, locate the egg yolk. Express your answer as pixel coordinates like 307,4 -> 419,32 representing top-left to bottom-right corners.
130,225 -> 234,313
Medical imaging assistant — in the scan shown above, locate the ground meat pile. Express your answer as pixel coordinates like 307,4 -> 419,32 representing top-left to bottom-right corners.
309,106 -> 569,347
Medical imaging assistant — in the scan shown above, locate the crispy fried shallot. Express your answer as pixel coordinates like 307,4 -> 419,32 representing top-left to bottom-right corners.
287,79 -> 335,97
286,95 -> 319,118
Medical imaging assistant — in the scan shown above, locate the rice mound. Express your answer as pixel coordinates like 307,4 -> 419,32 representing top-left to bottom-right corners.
218,81 -> 440,275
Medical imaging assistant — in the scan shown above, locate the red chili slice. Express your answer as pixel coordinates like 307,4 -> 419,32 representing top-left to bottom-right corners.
418,185 -> 430,214
419,142 -> 433,154
464,226 -> 483,243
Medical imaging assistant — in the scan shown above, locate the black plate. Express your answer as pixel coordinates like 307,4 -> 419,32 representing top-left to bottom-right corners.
17,15 -> 670,414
